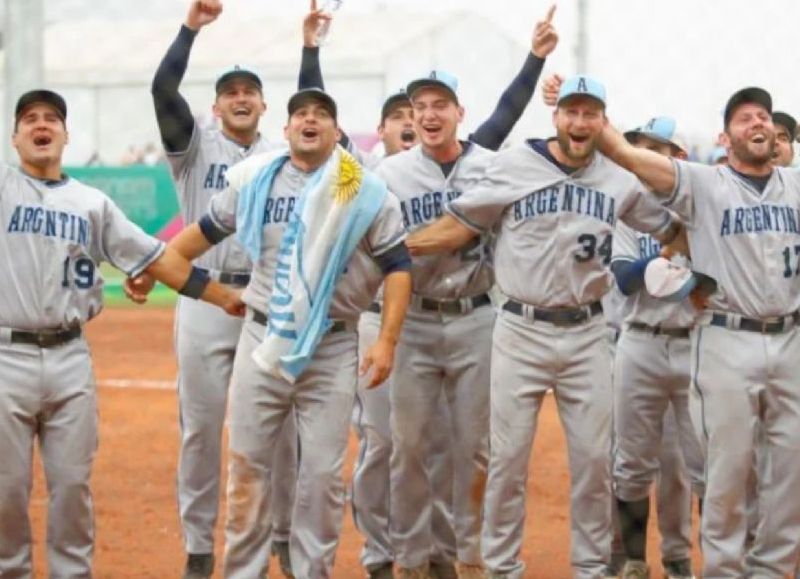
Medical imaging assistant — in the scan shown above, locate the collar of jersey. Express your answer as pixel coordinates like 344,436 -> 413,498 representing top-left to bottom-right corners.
21,169 -> 70,188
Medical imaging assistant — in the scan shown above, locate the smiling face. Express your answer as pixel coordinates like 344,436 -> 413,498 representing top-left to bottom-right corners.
379,103 -> 417,156
410,86 -> 463,154
12,102 -> 68,176
552,95 -> 606,165
213,78 -> 266,139
723,103 -> 775,168
283,100 -> 340,169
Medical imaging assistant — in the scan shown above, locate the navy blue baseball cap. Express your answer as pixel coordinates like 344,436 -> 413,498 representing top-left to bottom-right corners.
15,89 -> 67,122
381,89 -> 411,121
557,75 -> 606,108
215,65 -> 263,94
406,70 -> 459,104
287,87 -> 337,120
723,87 -> 771,127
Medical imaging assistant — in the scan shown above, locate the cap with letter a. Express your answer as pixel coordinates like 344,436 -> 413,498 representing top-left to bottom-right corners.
406,70 -> 459,104
557,75 -> 606,108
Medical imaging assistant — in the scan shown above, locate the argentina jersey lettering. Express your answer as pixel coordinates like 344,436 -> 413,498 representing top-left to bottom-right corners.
7,204 -> 90,247
511,184 -> 616,225
202,162 -> 229,190
400,190 -> 461,228
719,204 -> 800,236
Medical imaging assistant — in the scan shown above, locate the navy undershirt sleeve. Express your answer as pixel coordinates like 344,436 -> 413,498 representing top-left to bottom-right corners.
198,215 -> 231,245
152,25 -> 197,153
469,54 -> 545,151
375,243 -> 412,275
611,256 -> 656,296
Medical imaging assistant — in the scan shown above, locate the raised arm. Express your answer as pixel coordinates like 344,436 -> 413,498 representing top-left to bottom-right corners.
470,5 -> 558,151
299,0 -> 330,90
600,123 -> 677,197
151,0 -> 222,152
405,214 -> 478,256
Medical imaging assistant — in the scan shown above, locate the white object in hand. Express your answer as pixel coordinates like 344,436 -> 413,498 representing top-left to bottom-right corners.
315,0 -> 342,46
644,257 -> 696,302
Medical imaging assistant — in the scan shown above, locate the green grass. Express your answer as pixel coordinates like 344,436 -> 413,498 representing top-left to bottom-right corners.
100,263 -> 177,307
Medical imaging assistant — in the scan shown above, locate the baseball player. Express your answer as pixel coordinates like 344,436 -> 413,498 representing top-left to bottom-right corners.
406,76 -> 685,579
151,2 -> 329,576
772,111 -> 796,168
304,10 -> 562,576
0,89 -> 243,579
144,87 -> 412,579
599,86 -> 800,578
371,8 -> 558,578
607,117 -> 705,579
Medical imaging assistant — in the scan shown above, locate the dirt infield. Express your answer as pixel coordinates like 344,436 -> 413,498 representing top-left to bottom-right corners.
27,307 -> 699,578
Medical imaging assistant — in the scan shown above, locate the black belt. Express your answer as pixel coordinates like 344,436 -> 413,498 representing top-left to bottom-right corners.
11,325 -> 81,348
196,268 -> 251,286
413,293 -> 491,315
710,311 -> 800,334
368,302 -> 382,314
250,309 -> 348,334
503,299 -> 602,326
628,322 -> 690,338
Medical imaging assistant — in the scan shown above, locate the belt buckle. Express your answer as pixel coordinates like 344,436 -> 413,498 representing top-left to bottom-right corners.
37,332 -> 53,348
437,300 -> 460,315
568,309 -> 587,324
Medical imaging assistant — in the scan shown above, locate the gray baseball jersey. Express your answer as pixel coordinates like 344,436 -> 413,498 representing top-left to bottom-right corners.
207,151 -> 407,322
0,164 -> 164,578
166,123 -> 280,273
447,141 -> 674,307
611,222 -> 697,328
0,165 -> 164,329
375,143 -> 496,299
667,160 -> 800,317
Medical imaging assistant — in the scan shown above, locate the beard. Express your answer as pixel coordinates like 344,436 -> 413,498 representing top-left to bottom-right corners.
556,130 -> 597,163
729,133 -> 774,166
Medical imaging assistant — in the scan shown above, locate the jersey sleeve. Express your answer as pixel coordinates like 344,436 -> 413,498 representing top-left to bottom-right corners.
618,180 -> 674,237
97,196 -> 166,277
660,158 -> 707,225
611,220 -> 640,263
365,190 -> 407,257
445,154 -> 516,232
207,185 -> 240,234
164,122 -> 201,179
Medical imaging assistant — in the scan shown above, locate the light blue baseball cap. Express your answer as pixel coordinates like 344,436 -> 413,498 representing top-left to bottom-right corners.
557,75 -> 606,107
708,145 -> 728,165
406,70 -> 459,104
624,116 -> 686,153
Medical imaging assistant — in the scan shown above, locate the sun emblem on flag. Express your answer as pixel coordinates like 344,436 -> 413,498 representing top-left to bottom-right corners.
333,150 -> 363,204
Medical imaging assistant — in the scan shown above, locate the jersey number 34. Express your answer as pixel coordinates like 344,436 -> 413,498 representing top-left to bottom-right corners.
575,233 -> 612,265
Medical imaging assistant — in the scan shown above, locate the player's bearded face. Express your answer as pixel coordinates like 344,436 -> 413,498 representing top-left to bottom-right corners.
284,102 -> 340,165
553,97 -> 605,162
380,105 -> 417,156
213,80 -> 266,134
411,89 -> 463,151
726,104 -> 775,166
12,104 -> 68,168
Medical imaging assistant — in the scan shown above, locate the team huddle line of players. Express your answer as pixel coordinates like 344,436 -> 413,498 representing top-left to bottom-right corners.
2,1 -> 800,578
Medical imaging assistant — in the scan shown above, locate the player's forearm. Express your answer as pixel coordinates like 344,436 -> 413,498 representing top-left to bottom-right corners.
470,53 -> 545,151
168,222 -> 215,261
600,124 -> 676,196
151,25 -> 197,152
378,270 -> 411,346
299,46 -> 325,90
406,215 -> 478,256
145,246 -> 235,310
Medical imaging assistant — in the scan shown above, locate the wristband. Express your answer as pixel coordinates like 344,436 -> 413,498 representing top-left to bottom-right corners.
179,266 -> 210,299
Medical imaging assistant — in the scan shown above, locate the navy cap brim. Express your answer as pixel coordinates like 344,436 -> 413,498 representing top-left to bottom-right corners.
406,79 -> 458,103
15,90 -> 67,122
724,87 -> 772,126
287,88 -> 337,120
381,92 -> 411,121
215,70 -> 262,94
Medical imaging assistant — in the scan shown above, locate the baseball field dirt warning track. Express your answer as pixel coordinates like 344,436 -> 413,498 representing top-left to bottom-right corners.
25,307 -> 699,578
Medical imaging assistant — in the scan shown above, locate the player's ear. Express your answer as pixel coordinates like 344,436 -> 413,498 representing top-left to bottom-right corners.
259,98 -> 267,116
283,123 -> 290,140
552,107 -> 558,128
456,105 -> 465,124
719,132 -> 731,149
64,128 -> 70,145
211,102 -> 222,120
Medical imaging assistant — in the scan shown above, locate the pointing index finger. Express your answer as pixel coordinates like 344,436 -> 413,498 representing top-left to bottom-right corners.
311,0 -> 317,12
544,4 -> 556,23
